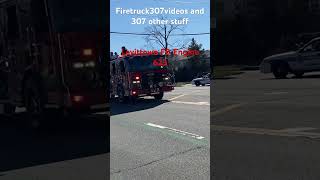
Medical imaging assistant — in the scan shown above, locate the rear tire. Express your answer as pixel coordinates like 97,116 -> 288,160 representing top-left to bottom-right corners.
119,95 -> 129,103
195,81 -> 200,86
272,63 -> 289,79
154,92 -> 164,100
117,86 -> 128,103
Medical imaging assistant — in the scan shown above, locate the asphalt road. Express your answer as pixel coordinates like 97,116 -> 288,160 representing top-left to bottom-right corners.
212,71 -> 320,180
0,112 -> 109,180
110,85 -> 210,180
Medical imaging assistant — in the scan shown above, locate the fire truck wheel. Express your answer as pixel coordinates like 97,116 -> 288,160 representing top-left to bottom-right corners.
24,78 -> 44,114
154,92 -> 164,100
117,87 -> 128,103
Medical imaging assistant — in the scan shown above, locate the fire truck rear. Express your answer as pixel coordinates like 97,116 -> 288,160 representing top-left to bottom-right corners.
110,54 -> 174,102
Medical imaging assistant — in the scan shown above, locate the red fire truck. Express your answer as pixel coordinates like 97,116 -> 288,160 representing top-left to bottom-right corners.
0,0 -> 108,115
110,54 -> 174,102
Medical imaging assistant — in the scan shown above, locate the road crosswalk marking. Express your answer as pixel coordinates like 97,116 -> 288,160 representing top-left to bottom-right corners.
146,123 -> 205,140
171,101 -> 209,106
168,94 -> 187,101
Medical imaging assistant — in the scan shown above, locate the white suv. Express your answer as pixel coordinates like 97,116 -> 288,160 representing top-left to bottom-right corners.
191,73 -> 211,86
260,37 -> 320,78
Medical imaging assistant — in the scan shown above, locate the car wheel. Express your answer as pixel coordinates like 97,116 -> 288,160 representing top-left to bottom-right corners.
272,63 -> 289,79
201,83 -> 206,86
195,81 -> 200,86
154,92 -> 164,100
293,72 -> 304,78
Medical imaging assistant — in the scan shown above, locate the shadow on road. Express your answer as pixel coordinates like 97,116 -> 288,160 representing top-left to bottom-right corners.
0,112 -> 109,172
261,74 -> 320,80
214,77 -> 237,80
292,74 -> 320,79
111,98 -> 169,116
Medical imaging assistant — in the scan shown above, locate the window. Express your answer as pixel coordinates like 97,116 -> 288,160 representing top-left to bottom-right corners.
302,40 -> 320,52
6,6 -> 19,38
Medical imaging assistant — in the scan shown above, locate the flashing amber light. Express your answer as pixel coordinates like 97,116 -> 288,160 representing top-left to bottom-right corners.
83,49 -> 93,56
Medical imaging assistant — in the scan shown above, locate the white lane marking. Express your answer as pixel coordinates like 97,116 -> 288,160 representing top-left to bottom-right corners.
211,103 -> 246,117
168,91 -> 199,101
264,92 -> 288,95
168,90 -> 201,101
212,125 -> 320,139
169,94 -> 187,101
171,101 -> 210,106
146,123 -> 205,140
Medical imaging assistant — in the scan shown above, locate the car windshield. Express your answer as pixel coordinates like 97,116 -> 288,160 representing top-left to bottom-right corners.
126,55 -> 168,72
48,0 -> 106,32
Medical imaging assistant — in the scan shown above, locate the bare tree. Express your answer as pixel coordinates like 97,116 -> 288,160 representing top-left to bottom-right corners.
144,16 -> 189,51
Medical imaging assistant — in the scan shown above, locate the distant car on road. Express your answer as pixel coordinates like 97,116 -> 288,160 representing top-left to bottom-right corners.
260,37 -> 320,78
191,73 -> 210,86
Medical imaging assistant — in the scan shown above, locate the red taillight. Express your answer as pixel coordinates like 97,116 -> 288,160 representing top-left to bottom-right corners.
132,91 -> 137,95
73,95 -> 84,102
131,72 -> 141,81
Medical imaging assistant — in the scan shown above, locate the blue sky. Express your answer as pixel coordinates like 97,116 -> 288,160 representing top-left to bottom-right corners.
110,0 -> 210,54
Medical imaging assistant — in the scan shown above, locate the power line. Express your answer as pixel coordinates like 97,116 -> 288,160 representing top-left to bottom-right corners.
110,31 -> 210,36
111,32 -> 150,35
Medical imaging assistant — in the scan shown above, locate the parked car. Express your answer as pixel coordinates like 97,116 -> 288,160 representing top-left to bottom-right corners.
260,37 -> 320,78
191,73 -> 211,86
